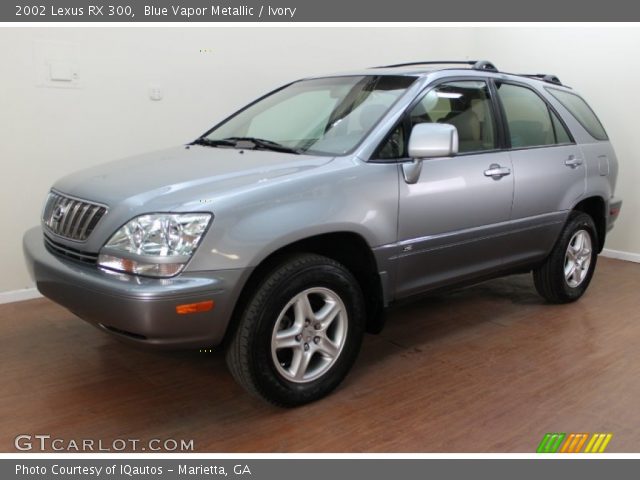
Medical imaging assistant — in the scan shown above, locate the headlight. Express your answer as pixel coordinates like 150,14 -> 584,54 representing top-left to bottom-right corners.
97,213 -> 212,277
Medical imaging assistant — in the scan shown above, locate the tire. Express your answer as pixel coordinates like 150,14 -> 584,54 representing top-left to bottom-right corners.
533,211 -> 598,304
225,253 -> 366,407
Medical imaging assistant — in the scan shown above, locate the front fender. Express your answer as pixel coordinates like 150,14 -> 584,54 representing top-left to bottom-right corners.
185,158 -> 400,272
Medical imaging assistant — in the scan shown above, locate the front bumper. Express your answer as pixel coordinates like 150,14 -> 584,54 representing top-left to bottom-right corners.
23,226 -> 248,348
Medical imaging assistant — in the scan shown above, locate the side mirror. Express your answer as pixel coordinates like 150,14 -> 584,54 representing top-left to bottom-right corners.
408,123 -> 459,159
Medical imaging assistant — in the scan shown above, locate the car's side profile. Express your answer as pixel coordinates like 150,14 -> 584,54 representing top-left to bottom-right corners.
23,60 -> 622,406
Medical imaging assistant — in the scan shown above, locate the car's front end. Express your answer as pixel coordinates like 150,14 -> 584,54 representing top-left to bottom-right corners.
23,184 -> 249,348
21,142 -> 336,348
23,225 -> 246,347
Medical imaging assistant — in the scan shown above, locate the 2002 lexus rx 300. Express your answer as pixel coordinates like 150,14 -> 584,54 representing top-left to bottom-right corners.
24,60 -> 622,406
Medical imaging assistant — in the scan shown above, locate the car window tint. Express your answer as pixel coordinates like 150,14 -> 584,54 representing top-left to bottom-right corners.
550,109 -> 572,144
375,123 -> 405,159
206,75 -> 416,156
547,88 -> 608,141
496,83 -> 558,148
374,80 -> 498,159
410,80 -> 497,154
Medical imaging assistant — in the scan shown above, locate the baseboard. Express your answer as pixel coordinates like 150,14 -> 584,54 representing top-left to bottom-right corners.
0,287 -> 42,305
601,248 -> 640,264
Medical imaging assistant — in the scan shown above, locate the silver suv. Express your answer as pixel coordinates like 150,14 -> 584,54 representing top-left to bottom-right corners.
23,61 -> 622,406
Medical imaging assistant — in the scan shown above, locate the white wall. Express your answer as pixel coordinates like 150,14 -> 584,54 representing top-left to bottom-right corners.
0,27 -> 638,295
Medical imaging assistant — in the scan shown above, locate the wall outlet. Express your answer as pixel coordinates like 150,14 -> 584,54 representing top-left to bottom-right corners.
34,40 -> 81,89
149,84 -> 163,101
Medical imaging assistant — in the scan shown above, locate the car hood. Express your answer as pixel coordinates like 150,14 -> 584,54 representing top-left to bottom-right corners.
53,145 -> 334,210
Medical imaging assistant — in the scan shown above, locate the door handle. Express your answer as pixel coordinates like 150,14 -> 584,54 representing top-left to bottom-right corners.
565,155 -> 584,168
484,164 -> 511,179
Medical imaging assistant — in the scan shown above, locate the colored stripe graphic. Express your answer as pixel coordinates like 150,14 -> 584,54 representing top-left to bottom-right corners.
560,433 -> 589,453
536,433 -> 566,453
584,433 -> 613,453
537,432 -> 613,453
598,433 -> 613,453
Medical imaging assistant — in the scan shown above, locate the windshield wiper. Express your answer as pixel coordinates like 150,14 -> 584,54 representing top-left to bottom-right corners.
193,136 -> 302,154
192,137 -> 237,148
223,137 -> 301,155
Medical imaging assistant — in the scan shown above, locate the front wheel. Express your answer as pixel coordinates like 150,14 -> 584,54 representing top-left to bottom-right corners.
533,211 -> 598,304
225,253 -> 365,407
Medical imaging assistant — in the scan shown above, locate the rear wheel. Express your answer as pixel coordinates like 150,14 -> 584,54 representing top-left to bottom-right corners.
226,253 -> 365,407
533,211 -> 598,303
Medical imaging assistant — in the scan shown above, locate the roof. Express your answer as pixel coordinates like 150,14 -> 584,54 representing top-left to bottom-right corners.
330,60 -> 568,88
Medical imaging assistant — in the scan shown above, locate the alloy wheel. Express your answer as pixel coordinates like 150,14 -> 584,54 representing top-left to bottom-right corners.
270,287 -> 348,383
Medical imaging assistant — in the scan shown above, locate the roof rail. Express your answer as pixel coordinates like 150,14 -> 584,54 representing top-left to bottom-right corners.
472,60 -> 498,72
518,74 -> 563,86
374,60 -> 498,73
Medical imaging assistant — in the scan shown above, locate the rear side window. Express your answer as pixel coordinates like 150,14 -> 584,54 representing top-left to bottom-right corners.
546,88 -> 608,141
496,82 -> 571,148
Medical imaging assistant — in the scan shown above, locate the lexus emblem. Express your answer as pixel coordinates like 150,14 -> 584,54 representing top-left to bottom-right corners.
52,205 -> 67,224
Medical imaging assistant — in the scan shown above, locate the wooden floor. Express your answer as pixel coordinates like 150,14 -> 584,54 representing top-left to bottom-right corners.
1,257 -> 639,453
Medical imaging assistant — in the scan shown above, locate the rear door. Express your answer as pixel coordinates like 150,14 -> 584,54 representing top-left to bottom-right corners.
493,81 -> 585,266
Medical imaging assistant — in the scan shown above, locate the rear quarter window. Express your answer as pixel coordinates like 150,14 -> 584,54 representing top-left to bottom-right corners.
546,88 -> 608,141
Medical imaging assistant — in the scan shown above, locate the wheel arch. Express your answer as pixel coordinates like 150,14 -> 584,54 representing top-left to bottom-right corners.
572,196 -> 606,252
222,231 -> 385,345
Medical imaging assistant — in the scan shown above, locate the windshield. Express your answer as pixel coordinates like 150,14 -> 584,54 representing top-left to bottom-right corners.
202,75 -> 417,156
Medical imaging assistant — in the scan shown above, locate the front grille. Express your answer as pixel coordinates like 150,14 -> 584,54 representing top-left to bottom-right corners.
42,191 -> 107,241
44,235 -> 99,265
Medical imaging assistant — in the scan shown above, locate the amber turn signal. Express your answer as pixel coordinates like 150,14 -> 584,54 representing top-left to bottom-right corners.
176,300 -> 215,315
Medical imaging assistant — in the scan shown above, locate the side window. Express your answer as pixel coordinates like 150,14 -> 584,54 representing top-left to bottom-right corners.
496,83 -> 571,148
374,80 -> 497,158
410,81 -> 497,154
375,123 -> 405,159
550,110 -> 572,144
546,88 -> 608,140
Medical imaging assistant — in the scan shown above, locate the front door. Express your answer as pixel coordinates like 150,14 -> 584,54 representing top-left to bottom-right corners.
394,79 -> 515,298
